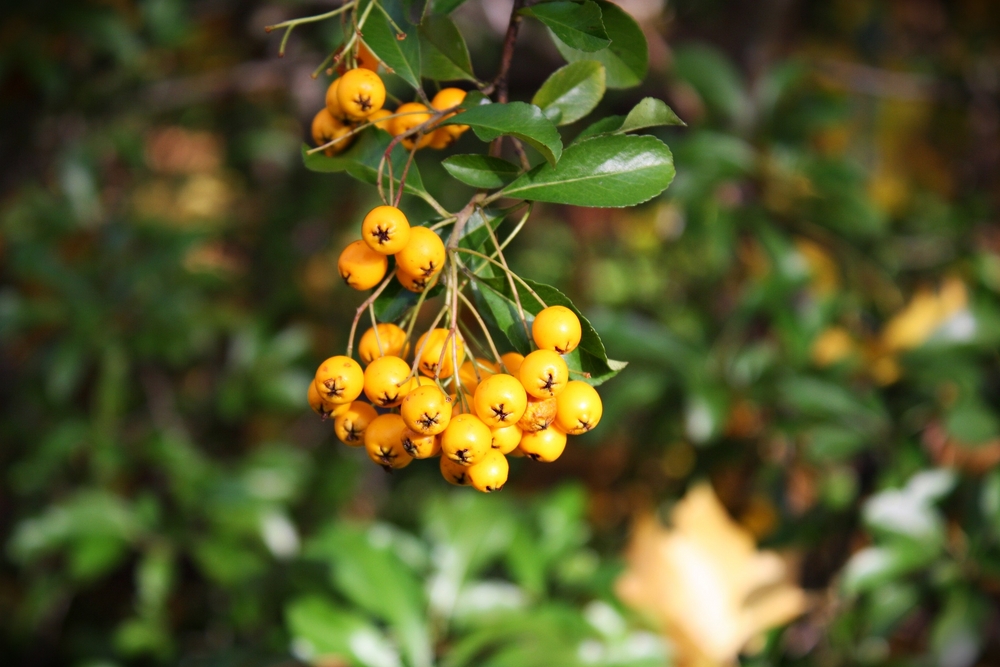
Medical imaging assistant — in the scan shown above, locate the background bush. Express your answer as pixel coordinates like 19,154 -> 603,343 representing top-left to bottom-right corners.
3,1 -> 1000,665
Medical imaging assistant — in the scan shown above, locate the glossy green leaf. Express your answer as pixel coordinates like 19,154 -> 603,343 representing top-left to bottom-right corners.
531,61 -> 606,126
616,96 -> 686,132
522,1 -> 610,52
553,1 -> 647,89
359,0 -> 421,89
429,0 -> 468,13
573,114 -> 625,143
442,155 -> 520,188
501,134 -> 674,207
442,102 -> 563,165
419,14 -> 476,81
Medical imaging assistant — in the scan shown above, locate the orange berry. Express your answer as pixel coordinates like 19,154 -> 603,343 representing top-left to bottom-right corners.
396,266 -> 432,293
440,455 -> 471,486
466,449 -> 509,493
325,78 -> 346,119
416,328 -> 465,379
517,395 -> 557,432
394,227 -> 445,279
337,68 -> 386,120
334,401 -> 378,446
532,305 -> 582,354
363,355 -> 412,408
518,426 -> 567,462
431,87 -> 469,138
401,428 -> 440,459
400,385 -> 453,435
311,108 -> 352,156
500,352 -> 524,376
389,102 -> 433,150
474,373 -> 528,428
358,323 -> 409,365
357,42 -> 379,71
362,205 -> 411,255
308,381 -> 350,419
368,108 -> 393,132
314,355 -> 364,404
460,358 -> 497,395
490,424 -> 522,454
519,349 -> 569,399
364,413 -> 412,469
555,381 -> 603,435
440,413 -> 491,466
338,240 -> 387,291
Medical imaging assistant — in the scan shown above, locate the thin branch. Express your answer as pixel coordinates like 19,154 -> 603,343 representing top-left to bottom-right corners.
483,205 -> 531,342
453,247 -> 547,308
345,272 -> 395,358
457,290 -> 503,366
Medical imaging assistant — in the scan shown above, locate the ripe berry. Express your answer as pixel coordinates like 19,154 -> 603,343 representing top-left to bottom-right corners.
401,385 -> 453,435
364,413 -> 412,469
474,373 -> 527,428
416,328 -> 464,379
368,108 -> 394,132
517,395 -> 557,432
338,240 -> 387,290
337,69 -> 386,121
396,266 -> 431,293
394,227 -> 445,279
390,102 -> 433,150
460,358 -> 497,395
325,78 -> 346,119
308,381 -> 351,419
519,349 -> 569,399
311,108 -> 352,156
401,428 -> 440,459
518,426 -> 567,462
532,305 -> 582,354
555,380 -> 603,435
362,205 -> 411,255
431,88 -> 469,138
358,323 -> 409,365
440,455 -> 471,486
334,401 -> 378,446
490,424 -> 522,454
363,355 -> 412,408
441,413 -> 491,466
428,129 -> 455,150
467,449 -> 509,493
500,352 -> 524,375
314,355 -> 364,404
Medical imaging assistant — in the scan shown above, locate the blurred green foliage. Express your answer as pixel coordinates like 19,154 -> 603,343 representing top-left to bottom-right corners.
3,1 -> 1000,666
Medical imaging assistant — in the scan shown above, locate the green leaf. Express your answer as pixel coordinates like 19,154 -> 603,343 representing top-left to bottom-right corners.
442,155 -> 520,189
442,102 -> 563,165
531,61 -> 606,126
302,129 -> 428,200
473,276 -> 625,386
573,114 -> 624,143
419,14 -> 476,81
501,134 -> 674,207
285,595 -> 399,667
430,0 -> 468,13
522,1 -> 610,52
359,0 -> 422,89
616,96 -> 686,132
673,43 -> 748,124
553,1 -> 647,89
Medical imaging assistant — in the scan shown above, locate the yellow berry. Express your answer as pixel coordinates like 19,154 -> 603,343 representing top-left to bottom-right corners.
364,413 -> 412,469
416,328 -> 464,379
460,358 -> 497,395
338,240 -> 388,291
440,455 -> 471,486
311,108 -> 352,156
363,355 -> 412,407
337,68 -> 386,120
440,413 -> 491,466
555,380 -> 603,435
314,355 -> 364,404
389,102 -> 433,150
532,305 -> 582,354
519,349 -> 569,399
490,424 -> 522,454
401,385 -> 453,435
368,108 -> 393,132
325,78 -> 346,119
467,449 -> 509,493
396,266 -> 432,293
500,352 -> 524,376
474,373 -> 528,428
308,381 -> 350,419
431,87 -> 469,138
428,128 -> 456,150
401,428 -> 440,459
334,401 -> 378,446
518,426 -> 567,462
517,395 -> 557,432
394,227 -> 446,279
358,323 -> 409,365
357,42 -> 379,71
362,205 -> 411,255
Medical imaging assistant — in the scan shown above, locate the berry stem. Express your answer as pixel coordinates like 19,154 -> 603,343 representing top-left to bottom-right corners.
456,290 -> 504,368
369,303 -> 384,356
393,144 -> 419,208
453,248 -> 548,308
481,205 -> 531,343
406,302 -> 449,381
345,272 -> 395,359
402,271 -> 441,347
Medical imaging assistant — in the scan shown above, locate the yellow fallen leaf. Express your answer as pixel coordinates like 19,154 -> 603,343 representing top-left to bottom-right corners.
616,483 -> 807,667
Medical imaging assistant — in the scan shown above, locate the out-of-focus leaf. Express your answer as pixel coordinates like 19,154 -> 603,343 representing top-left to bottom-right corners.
442,102 -> 563,165
531,61 -> 606,126
522,1 -> 610,52
502,135 -> 674,207
672,43 -> 748,125
553,1 -> 647,89
842,545 -> 938,595
930,589 -> 988,667
285,595 -> 400,667
301,130 -> 428,200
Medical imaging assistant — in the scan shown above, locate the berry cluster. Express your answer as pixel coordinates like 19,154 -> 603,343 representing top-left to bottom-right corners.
311,44 -> 469,158
308,300 -> 603,492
